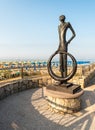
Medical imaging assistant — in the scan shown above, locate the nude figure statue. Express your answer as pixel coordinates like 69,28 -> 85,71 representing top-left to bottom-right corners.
58,15 -> 76,82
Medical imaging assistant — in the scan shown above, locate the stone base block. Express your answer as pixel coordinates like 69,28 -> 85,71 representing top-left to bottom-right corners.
45,84 -> 84,113
47,96 -> 81,113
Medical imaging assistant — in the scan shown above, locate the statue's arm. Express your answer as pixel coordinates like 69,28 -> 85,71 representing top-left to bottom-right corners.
67,22 -> 76,44
58,25 -> 61,44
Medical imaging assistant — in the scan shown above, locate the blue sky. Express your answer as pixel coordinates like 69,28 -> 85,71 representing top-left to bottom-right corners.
0,0 -> 95,60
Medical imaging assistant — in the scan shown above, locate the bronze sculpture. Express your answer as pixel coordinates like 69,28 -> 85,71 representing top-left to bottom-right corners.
58,15 -> 76,83
47,15 -> 77,85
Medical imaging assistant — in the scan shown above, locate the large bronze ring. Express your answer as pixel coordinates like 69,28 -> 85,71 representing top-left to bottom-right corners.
47,50 -> 77,82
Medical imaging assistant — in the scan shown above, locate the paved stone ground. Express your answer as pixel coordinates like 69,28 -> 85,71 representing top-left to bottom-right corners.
0,79 -> 95,130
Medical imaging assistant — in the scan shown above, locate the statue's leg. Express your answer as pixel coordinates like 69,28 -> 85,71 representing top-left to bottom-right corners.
59,53 -> 64,77
59,53 -> 67,84
59,47 -> 67,84
63,52 -> 67,77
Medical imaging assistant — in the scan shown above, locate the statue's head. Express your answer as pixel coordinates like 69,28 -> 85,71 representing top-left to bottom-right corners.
59,15 -> 66,22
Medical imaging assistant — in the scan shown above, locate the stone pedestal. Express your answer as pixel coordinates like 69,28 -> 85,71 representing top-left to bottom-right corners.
45,84 -> 84,113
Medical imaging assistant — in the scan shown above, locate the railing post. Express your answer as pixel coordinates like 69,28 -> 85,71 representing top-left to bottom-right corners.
21,67 -> 23,79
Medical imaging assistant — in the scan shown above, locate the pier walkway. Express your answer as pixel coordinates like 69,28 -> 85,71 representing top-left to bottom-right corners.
0,78 -> 95,130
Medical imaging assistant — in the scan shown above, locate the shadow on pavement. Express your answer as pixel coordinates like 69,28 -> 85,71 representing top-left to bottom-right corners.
0,87 -> 95,130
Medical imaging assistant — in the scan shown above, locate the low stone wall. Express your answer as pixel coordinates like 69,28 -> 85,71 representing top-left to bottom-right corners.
0,79 -> 39,100
70,69 -> 95,88
0,76 -> 54,100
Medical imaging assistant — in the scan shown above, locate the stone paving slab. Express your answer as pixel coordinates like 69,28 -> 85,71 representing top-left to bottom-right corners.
0,83 -> 95,130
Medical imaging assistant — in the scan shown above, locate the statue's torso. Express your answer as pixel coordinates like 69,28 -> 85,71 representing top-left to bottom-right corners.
58,22 -> 69,51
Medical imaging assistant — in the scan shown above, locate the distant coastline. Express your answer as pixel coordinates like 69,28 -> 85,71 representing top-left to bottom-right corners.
0,59 -> 94,62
